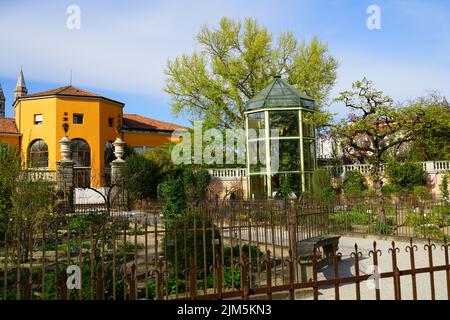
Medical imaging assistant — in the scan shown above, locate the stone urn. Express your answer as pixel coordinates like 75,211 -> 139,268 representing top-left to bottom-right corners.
113,137 -> 126,161
59,136 -> 72,161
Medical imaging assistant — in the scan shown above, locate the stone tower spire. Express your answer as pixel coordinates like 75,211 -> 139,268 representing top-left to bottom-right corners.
0,82 -> 5,118
14,68 -> 28,100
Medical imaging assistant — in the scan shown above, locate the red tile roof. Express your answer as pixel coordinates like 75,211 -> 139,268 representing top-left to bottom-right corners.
22,86 -> 124,105
123,114 -> 184,132
0,118 -> 19,134
26,86 -> 101,98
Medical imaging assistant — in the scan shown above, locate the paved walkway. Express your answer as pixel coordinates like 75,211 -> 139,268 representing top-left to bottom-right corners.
301,236 -> 450,300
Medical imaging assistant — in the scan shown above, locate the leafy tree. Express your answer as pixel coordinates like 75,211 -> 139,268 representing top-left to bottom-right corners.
121,154 -> 163,200
408,96 -> 450,161
144,142 -> 176,176
11,175 -> 54,262
385,161 -> 426,192
343,171 -> 366,197
0,144 -> 20,239
333,78 -> 429,222
183,169 -> 211,201
165,17 -> 338,129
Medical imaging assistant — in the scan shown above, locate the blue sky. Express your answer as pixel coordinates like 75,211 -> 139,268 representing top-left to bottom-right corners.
0,0 -> 449,126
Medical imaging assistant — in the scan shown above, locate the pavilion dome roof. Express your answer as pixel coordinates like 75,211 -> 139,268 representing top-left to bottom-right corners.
245,76 -> 315,111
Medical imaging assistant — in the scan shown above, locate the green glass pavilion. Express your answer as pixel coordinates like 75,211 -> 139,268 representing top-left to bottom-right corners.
244,76 -> 317,199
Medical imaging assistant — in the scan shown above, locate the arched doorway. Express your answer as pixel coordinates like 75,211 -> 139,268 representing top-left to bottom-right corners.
71,138 -> 91,188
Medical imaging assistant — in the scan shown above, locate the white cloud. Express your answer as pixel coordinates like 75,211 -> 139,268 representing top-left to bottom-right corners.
0,0 -> 448,116
0,0 -> 277,97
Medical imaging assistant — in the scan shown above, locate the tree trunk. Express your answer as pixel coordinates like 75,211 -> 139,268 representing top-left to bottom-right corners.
371,163 -> 386,224
373,178 -> 386,223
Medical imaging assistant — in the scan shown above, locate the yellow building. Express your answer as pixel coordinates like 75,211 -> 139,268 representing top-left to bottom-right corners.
0,70 -> 182,188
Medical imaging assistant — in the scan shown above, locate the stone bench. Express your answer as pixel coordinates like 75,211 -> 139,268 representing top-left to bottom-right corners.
296,235 -> 341,282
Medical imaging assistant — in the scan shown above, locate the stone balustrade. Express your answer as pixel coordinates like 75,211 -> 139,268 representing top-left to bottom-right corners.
207,168 -> 247,180
207,161 -> 450,180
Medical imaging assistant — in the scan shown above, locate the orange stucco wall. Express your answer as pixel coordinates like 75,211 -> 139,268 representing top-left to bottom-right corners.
123,130 -> 175,148
13,95 -> 179,188
15,96 -> 123,187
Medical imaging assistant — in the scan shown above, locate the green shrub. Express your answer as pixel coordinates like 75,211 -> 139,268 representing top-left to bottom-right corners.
147,281 -> 156,300
329,212 -> 351,231
382,184 -> 396,196
343,171 -> 366,197
413,186 -> 431,200
158,168 -> 211,219
369,220 -> 394,235
148,277 -> 187,298
361,189 -> 376,197
385,161 -> 426,192
418,226 -> 447,240
182,169 -> 211,201
158,177 -> 187,219
223,266 -> 241,289
406,211 -> 445,228
441,174 -> 449,200
121,154 -> 163,200
312,170 -> 336,201
163,214 -> 221,277
223,244 -> 265,268
275,175 -> 294,201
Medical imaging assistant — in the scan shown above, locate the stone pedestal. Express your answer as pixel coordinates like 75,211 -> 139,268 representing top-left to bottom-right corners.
56,136 -> 74,212
56,160 -> 74,211
110,137 -> 127,208
110,159 -> 125,185
110,159 -> 127,208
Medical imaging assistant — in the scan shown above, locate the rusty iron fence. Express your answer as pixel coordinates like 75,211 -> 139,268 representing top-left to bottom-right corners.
1,198 -> 450,300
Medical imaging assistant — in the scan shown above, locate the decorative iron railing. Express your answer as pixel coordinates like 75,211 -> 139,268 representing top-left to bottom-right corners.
1,198 -> 449,300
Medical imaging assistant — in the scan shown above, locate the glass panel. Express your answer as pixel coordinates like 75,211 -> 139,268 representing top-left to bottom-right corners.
269,110 -> 299,137
302,112 -> 315,138
271,173 -> 302,199
250,175 -> 267,199
303,139 -> 315,171
73,114 -> 84,124
247,112 -> 265,138
248,140 -> 266,173
271,139 -> 300,172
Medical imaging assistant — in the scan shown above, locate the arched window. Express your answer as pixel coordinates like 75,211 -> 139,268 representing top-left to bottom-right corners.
71,139 -> 91,167
28,139 -> 49,168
